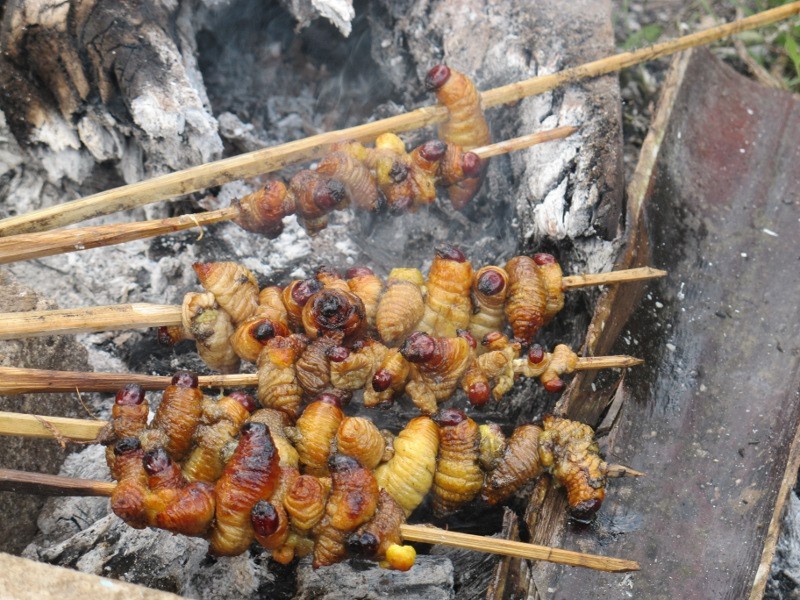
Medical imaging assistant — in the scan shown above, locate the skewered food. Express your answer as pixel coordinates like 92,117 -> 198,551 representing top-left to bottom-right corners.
431,409 -> 482,518
256,334 -> 309,418
469,266 -> 510,346
418,244 -> 474,338
140,372 -> 203,461
504,254 -> 565,343
193,262 -> 260,326
345,267 -> 382,329
374,416 -> 440,516
98,374 -> 625,570
312,454 -> 379,567
375,268 -> 426,346
401,332 -> 474,414
210,421 -> 281,555
289,394 -> 345,477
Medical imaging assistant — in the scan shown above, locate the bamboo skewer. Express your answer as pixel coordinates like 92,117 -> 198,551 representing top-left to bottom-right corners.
0,469 -> 639,572
0,366 -> 254,394
0,3 -> 797,236
0,354 -> 643,395
0,127 -> 577,265
0,267 -> 664,340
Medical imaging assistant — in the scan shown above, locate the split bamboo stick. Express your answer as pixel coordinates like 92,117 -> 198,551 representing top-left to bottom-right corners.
0,127 -> 577,265
0,468 -> 639,572
0,355 -> 643,395
0,3 -> 797,236
0,267 -> 665,340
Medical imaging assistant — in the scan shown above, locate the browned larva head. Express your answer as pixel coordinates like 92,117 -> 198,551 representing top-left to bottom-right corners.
292,278 -> 324,308
326,345 -> 350,363
425,64 -> 451,91
419,140 -> 447,162
533,253 -> 556,266
433,408 -> 467,427
228,391 -> 257,413
400,332 -> 436,363
467,381 -> 491,407
328,453 -> 362,473
314,179 -> 347,211
543,378 -> 565,393
170,371 -> 199,388
303,289 -> 366,340
528,344 -> 545,364
434,243 -> 467,263
346,531 -> 380,557
142,447 -> 171,476
157,326 -> 183,346
372,368 -> 392,392
251,500 -> 281,537
116,384 -> 145,406
482,331 -> 505,347
317,392 -> 344,409
345,266 -> 374,279
461,152 -> 482,177
477,269 -> 507,296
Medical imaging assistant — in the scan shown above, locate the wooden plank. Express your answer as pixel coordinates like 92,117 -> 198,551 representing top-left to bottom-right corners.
521,48 -> 800,599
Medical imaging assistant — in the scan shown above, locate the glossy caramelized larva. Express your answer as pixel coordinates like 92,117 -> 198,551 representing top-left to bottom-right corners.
142,447 -> 215,536
426,64 -> 491,151
104,384 -> 148,475
513,343 -> 578,393
347,490 -> 407,567
291,395 -> 344,477
375,268 -> 425,346
232,180 -> 294,238
283,278 -> 323,330
193,262 -> 259,326
249,409 -> 300,470
290,170 -> 347,235
301,289 -> 366,342
147,372 -> 204,461
504,255 -> 548,343
469,266 -> 510,346
312,454 -> 379,568
366,347 -> 410,408
295,334 -> 342,398
336,416 -> 387,470
256,334 -> 308,419
346,267 -> 383,329
284,474 -> 329,533
402,333 -> 474,415
374,416 -> 440,516
533,253 -> 565,323
328,342 -> 378,391
210,422 -> 281,556
436,143 -> 483,210
539,415 -> 607,519
462,333 -> 521,406
183,393 -> 255,484
481,424 -> 544,505
230,314 -> 291,363
256,286 -> 290,325
316,150 -> 380,211
251,500 -> 290,550
418,245 -> 473,337
432,410 -> 483,517
109,438 -> 149,529
190,306 -> 240,374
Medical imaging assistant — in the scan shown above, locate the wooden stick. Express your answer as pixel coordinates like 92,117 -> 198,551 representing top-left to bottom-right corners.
0,127 -> 577,265
401,524 -> 639,572
0,353 -> 639,395
1,3 -> 797,236
561,267 -> 666,289
0,366 -> 257,394
0,304 -> 181,339
0,267 -> 664,340
0,411 -> 106,441
0,468 -> 639,572
605,464 -> 645,478
0,207 -> 238,264
573,356 -> 644,370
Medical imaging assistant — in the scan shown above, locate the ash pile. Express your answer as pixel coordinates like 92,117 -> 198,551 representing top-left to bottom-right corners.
0,0 -> 622,598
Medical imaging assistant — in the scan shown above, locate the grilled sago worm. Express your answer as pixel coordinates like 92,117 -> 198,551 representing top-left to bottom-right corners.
431,409 -> 483,517
193,261 -> 260,326
418,244 -> 473,338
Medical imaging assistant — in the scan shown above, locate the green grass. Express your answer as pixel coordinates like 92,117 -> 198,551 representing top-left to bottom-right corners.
614,0 -> 800,93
